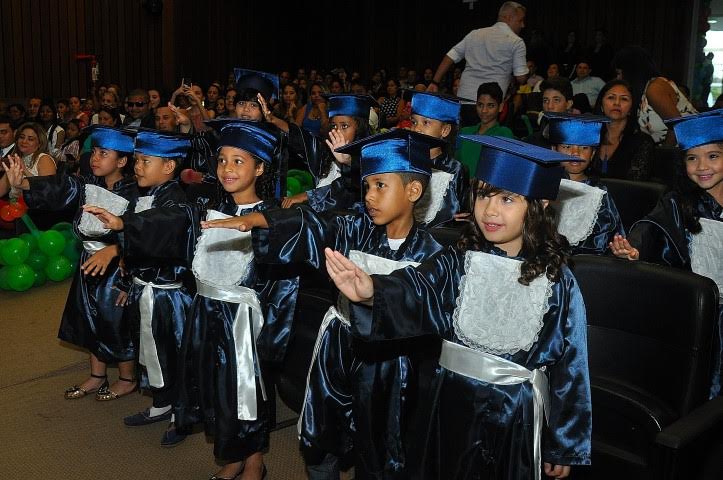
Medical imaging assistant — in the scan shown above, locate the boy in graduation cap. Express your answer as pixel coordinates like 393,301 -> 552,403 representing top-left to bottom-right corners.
85,120 -> 297,479
544,112 -> 625,255
406,90 -> 470,227
85,129 -> 194,445
202,129 -> 448,479
611,109 -> 723,399
323,136 -> 592,479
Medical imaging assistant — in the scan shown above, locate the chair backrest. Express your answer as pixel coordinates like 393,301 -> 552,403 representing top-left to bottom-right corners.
599,178 -> 667,232
570,255 -> 718,417
651,145 -> 679,190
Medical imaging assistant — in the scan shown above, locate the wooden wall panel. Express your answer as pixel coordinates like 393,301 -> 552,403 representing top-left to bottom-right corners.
0,0 -> 695,101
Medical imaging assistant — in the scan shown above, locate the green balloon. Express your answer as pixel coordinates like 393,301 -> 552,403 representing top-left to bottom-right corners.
26,250 -> 49,272
286,177 -> 302,197
0,266 -> 9,290
0,241 -> 6,266
33,269 -> 47,287
7,264 -> 35,291
62,239 -> 81,263
19,233 -> 38,252
38,230 -> 66,256
60,229 -> 77,243
1,238 -> 30,266
45,255 -> 73,281
51,222 -> 74,232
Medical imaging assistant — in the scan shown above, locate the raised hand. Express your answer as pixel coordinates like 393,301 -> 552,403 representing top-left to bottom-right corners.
168,102 -> 191,129
544,463 -> 571,479
200,212 -> 267,232
5,154 -> 27,189
82,205 -> 125,231
609,234 -> 639,261
326,129 -> 352,165
324,248 -> 374,303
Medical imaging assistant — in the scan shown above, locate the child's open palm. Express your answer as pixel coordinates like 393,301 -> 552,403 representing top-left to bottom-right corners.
324,248 -> 374,303
82,205 -> 124,231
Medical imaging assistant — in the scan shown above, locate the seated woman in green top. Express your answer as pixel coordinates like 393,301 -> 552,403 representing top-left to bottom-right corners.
456,82 -> 515,174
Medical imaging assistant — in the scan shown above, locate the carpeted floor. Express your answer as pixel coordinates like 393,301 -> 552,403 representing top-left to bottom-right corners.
0,279 -> 338,479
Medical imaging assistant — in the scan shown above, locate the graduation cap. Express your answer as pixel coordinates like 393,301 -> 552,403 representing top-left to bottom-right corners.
134,129 -> 192,158
87,125 -> 135,154
460,135 -> 575,199
207,120 -> 278,164
665,109 -> 723,150
408,90 -> 474,125
234,68 -> 279,101
544,112 -> 610,147
322,94 -> 379,120
336,128 -> 445,178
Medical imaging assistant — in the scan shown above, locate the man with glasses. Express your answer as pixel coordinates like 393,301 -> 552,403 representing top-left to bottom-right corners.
123,89 -> 155,128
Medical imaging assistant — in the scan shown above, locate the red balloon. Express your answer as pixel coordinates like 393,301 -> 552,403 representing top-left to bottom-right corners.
0,205 -> 15,222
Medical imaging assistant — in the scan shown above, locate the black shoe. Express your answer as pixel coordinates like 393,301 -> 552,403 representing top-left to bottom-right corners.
123,408 -> 172,427
160,423 -> 186,447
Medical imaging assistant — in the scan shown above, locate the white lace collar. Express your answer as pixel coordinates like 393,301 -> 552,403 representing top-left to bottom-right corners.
79,184 -> 130,237
336,251 -> 420,324
690,218 -> 723,303
236,201 -> 263,214
192,209 -> 254,287
453,251 -> 553,355
135,195 -> 154,213
414,169 -> 454,224
553,179 -> 606,246
316,162 -> 341,188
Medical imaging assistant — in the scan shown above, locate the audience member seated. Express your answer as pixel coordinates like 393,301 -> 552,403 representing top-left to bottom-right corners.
593,79 -> 655,181
571,60 -> 605,107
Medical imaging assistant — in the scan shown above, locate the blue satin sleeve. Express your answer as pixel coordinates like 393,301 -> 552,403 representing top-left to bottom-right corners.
573,189 -> 626,256
25,173 -> 85,211
628,193 -> 690,268
540,268 -> 593,465
425,155 -> 470,228
351,247 -> 464,341
253,205 -> 364,268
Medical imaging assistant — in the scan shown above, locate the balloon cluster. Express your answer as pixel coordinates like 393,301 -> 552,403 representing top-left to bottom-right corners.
0,222 -> 80,292
286,169 -> 314,197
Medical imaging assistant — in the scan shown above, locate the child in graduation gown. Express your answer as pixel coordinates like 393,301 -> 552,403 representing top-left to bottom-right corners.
7,126 -> 140,400
406,90 -> 470,227
278,93 -> 377,212
545,112 -> 625,255
85,121 -> 296,479
86,130 -> 195,446
611,109 -> 723,398
202,129 -> 448,479
324,136 -> 592,479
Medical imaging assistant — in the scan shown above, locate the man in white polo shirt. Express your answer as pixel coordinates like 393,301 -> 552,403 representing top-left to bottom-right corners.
428,1 -> 528,126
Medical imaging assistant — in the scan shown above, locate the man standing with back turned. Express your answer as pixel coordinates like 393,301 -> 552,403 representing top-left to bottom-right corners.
428,1 -> 528,126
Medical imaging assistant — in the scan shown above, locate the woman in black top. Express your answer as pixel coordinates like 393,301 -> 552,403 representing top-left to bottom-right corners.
593,79 -> 655,181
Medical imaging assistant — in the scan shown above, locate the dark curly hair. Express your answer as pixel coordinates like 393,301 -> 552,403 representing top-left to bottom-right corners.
457,181 -> 571,285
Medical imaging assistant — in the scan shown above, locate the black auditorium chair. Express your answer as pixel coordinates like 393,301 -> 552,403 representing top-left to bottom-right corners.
599,178 -> 667,232
570,255 -> 723,479
276,225 -> 464,414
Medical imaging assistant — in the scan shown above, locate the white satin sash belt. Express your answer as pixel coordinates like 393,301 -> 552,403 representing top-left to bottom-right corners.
297,305 -> 344,435
132,277 -> 183,388
196,279 -> 266,421
82,240 -> 110,255
439,339 -> 550,480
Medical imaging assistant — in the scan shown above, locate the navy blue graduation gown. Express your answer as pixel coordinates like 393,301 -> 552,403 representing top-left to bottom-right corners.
350,246 -> 592,479
629,191 -> 723,397
571,178 -> 625,256
252,206 -> 444,478
118,195 -> 298,462
25,174 -> 139,363
425,152 -> 470,228
119,180 -> 194,401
